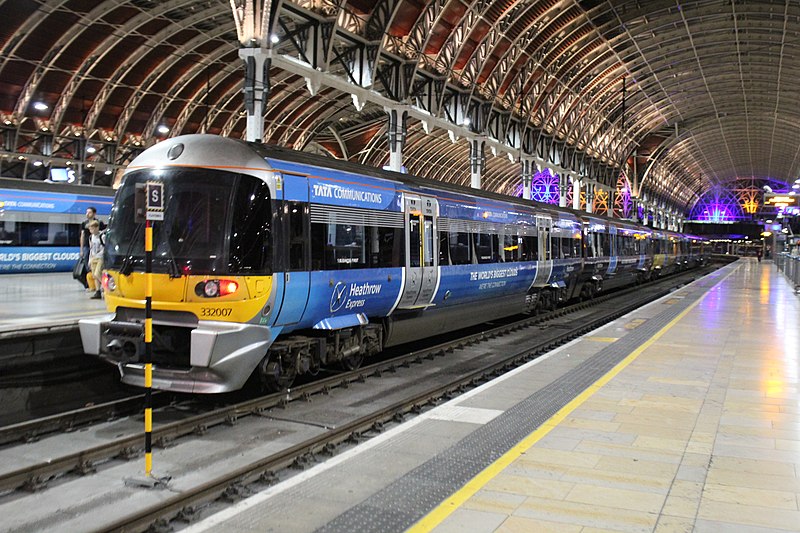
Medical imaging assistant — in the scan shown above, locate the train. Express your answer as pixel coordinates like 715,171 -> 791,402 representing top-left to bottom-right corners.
79,134 -> 709,393
0,180 -> 112,273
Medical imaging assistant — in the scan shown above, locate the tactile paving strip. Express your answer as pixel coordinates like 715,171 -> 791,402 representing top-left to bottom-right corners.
316,267 -> 732,533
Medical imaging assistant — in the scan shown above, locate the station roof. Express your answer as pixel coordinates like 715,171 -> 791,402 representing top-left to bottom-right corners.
2,0 -> 799,214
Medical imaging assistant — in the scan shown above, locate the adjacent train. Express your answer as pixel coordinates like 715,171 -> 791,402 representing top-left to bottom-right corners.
79,135 -> 708,393
0,182 -> 112,273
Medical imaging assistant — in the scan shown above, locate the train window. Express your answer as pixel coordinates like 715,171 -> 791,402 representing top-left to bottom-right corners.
408,215 -> 421,268
310,222 -> 366,269
584,232 -> 596,258
310,222 -> 402,270
544,229 -> 552,260
551,237 -> 562,259
0,221 -> 81,247
502,233 -> 516,262
286,202 -> 307,272
561,237 -> 574,258
448,231 -> 472,265
423,216 -> 435,267
229,180 -> 272,273
520,235 -> 538,261
438,232 -> 451,265
571,237 -> 581,258
472,233 -> 495,264
375,226 -> 403,268
595,233 -> 605,256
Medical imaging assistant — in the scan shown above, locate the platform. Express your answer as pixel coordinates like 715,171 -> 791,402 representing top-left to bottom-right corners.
181,259 -> 800,533
0,272 -> 107,334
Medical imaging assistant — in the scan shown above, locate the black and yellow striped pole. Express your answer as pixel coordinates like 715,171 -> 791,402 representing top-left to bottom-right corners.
144,218 -> 153,476
125,181 -> 165,488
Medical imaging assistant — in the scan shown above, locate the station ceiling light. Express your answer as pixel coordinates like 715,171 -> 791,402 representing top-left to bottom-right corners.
32,102 -> 48,111
157,125 -> 169,134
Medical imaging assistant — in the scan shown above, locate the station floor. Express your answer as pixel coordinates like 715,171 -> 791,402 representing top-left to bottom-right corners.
182,259 -> 800,533
0,272 -> 106,333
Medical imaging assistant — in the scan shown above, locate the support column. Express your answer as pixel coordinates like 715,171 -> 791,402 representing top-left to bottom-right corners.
558,172 -> 569,208
470,138 -> 485,189
521,157 -> 535,200
572,174 -> 581,210
585,181 -> 594,214
607,188 -> 615,218
239,47 -> 270,143
385,108 -> 408,172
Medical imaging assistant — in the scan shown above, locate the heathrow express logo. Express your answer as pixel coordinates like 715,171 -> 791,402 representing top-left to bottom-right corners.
329,280 -> 383,313
330,282 -> 347,313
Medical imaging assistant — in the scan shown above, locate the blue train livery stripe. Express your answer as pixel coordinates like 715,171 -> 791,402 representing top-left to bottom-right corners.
0,246 -> 80,273
436,194 -> 539,225
268,159 -> 403,210
0,188 -> 112,215
286,268 -> 404,330
432,262 -> 538,306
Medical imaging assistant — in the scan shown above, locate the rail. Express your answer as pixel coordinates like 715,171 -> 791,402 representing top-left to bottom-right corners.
775,253 -> 800,293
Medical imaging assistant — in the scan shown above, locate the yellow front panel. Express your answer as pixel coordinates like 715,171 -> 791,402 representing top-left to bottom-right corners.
104,271 -> 273,324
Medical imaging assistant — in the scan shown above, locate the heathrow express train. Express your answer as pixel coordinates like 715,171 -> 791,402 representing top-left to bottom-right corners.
79,135 -> 708,393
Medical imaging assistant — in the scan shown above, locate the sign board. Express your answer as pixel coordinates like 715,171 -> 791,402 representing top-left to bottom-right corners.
145,182 -> 164,221
764,193 -> 799,207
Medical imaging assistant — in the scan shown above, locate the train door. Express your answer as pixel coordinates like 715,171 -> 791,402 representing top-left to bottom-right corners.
397,195 -> 439,309
273,174 -> 311,326
533,215 -> 552,286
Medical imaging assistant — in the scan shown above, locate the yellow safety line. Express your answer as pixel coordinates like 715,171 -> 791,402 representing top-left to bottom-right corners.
407,291 -> 708,533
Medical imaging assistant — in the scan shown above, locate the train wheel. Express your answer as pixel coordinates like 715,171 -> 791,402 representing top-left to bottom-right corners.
340,352 -> 364,371
260,355 -> 296,392
547,291 -> 558,311
580,285 -> 593,301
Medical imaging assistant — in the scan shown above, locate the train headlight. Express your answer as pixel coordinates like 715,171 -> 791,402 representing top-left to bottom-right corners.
202,281 -> 219,297
103,272 -> 116,292
195,279 -> 238,298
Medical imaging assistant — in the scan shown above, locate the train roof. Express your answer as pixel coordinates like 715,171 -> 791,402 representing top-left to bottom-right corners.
250,141 -> 703,237
250,141 -> 583,221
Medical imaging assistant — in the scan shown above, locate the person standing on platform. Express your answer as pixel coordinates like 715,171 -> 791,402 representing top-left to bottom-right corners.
80,207 -> 105,275
87,220 -> 105,299
756,248 -> 763,263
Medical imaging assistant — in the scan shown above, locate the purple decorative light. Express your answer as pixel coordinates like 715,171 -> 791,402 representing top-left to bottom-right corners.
689,180 -> 795,222
690,188 -> 746,222
531,168 -> 560,204
514,168 -> 560,204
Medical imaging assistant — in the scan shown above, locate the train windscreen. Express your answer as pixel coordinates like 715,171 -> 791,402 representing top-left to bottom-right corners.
105,169 -> 272,275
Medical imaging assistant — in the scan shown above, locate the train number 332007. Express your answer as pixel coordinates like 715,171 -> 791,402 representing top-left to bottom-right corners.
200,307 -> 233,317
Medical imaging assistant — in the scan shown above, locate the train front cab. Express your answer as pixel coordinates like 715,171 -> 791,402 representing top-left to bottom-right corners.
80,137 -> 283,393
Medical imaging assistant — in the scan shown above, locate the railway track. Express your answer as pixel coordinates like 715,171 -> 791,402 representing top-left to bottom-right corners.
0,264 -> 720,532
